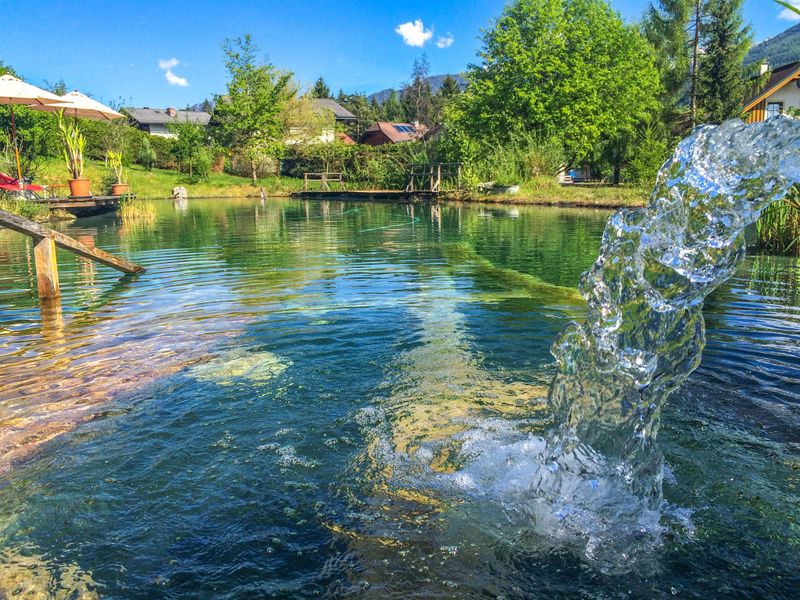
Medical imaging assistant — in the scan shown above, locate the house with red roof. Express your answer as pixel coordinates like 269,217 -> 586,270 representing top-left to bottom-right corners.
360,122 -> 426,145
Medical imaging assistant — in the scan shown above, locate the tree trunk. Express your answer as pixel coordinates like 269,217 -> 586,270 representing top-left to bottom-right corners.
251,160 -> 257,182
690,0 -> 701,129
613,164 -> 621,185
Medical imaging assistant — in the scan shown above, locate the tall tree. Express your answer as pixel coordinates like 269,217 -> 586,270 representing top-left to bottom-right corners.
437,75 -> 462,99
311,77 -> 331,99
449,0 -> 660,165
370,96 -> 381,119
337,92 -> 376,137
401,54 -> 434,125
689,0 -> 703,128
210,35 -> 297,181
643,0 -> 692,132
383,90 -> 404,121
698,0 -> 751,123
432,75 -> 462,126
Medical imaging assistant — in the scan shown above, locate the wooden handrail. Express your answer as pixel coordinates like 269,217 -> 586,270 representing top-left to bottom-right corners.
0,208 -> 145,300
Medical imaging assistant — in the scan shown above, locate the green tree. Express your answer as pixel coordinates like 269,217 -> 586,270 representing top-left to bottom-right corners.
337,92 -> 376,137
45,79 -> 68,95
448,0 -> 660,166
169,119 -> 208,179
370,96 -> 381,119
401,54 -> 434,125
138,136 -> 157,170
210,35 -> 297,181
642,0 -> 692,132
698,0 -> 751,123
383,90 -> 404,121
311,77 -> 331,99
432,75 -> 462,126
0,61 -> 17,77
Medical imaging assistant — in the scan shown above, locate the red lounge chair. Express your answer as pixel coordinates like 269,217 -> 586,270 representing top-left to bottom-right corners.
0,172 -> 44,193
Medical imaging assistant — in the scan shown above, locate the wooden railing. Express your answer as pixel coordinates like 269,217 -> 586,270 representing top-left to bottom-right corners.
303,172 -> 347,192
406,163 -> 462,193
0,209 -> 144,300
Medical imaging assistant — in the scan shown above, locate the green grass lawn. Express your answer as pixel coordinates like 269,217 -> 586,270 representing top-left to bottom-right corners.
35,158 -> 304,199
465,177 -> 649,208
30,159 -> 647,208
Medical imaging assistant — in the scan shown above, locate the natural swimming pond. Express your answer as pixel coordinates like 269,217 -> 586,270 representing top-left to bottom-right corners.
0,198 -> 798,598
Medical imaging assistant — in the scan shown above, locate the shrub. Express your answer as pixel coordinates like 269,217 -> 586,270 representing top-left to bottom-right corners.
625,120 -> 670,186
0,193 -> 50,221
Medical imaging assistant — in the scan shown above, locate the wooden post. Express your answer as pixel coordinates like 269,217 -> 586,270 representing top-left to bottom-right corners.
33,235 -> 60,299
303,173 -> 308,192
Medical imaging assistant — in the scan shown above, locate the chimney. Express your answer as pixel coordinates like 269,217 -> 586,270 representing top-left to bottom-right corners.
166,107 -> 178,117
760,60 -> 770,76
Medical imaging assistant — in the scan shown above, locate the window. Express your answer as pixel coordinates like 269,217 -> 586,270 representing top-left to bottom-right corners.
767,102 -> 784,118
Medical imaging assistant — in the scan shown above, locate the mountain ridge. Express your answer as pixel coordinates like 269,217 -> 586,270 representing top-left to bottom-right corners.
745,22 -> 800,67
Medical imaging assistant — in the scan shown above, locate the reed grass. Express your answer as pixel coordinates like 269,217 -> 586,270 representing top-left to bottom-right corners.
119,198 -> 157,224
756,186 -> 800,256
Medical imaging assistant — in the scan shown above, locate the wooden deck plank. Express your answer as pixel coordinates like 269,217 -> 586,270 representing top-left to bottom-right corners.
0,209 -> 145,274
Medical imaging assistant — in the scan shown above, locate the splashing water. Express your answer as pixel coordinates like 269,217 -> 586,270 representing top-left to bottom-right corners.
525,117 -> 800,564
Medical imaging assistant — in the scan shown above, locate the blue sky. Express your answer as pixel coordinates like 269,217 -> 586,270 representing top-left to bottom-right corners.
1,0 -> 796,108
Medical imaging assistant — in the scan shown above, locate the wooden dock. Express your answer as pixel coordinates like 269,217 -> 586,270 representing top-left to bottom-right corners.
36,195 -> 128,217
0,209 -> 144,301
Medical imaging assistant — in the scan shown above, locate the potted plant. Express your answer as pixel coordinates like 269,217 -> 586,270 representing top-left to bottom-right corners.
57,110 -> 90,198
106,150 -> 129,196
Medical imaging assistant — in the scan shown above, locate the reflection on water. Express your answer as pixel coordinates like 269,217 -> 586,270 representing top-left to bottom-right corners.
0,199 -> 798,598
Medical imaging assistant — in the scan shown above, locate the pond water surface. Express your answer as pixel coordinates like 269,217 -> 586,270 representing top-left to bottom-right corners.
0,199 -> 798,598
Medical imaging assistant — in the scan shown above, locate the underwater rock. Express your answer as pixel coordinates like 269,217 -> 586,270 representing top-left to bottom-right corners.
189,348 -> 291,386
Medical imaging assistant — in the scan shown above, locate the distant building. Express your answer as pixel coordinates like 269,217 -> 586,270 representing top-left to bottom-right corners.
125,107 -> 211,138
285,99 -> 359,145
744,61 -> 800,122
312,98 -> 356,124
360,122 -> 426,145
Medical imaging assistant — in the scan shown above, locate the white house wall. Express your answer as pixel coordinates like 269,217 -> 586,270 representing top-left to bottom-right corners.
766,81 -> 800,112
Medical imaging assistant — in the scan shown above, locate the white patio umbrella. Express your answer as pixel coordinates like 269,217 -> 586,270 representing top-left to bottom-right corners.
32,90 -> 124,121
0,74 -> 65,183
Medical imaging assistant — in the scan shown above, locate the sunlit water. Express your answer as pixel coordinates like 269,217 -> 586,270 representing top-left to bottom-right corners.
0,198 -> 798,598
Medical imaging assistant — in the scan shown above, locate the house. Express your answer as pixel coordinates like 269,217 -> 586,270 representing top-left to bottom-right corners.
312,98 -> 356,125
744,61 -> 800,122
125,107 -> 211,138
285,99 -> 358,145
360,122 -> 426,146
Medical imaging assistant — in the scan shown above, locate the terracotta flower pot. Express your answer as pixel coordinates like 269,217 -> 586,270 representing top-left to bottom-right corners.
68,178 -> 91,198
111,183 -> 130,196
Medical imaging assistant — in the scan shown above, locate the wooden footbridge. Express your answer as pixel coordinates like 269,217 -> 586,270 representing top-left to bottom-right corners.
0,209 -> 144,301
293,163 -> 462,201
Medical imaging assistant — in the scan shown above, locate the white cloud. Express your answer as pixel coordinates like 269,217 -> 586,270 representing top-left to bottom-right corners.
779,2 -> 800,20
395,20 -> 433,47
158,57 -> 189,87
164,70 -> 189,87
436,34 -> 454,49
158,58 -> 179,70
